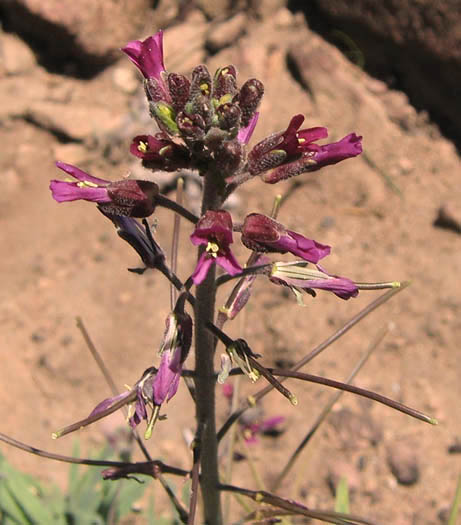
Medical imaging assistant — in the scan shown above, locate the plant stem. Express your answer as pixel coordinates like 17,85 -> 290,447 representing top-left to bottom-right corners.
194,173 -> 223,525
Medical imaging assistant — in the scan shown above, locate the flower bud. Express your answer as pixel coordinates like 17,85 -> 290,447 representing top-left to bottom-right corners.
239,78 -> 264,128
177,111 -> 206,142
216,102 -> 241,133
168,73 -> 191,113
213,65 -> 238,101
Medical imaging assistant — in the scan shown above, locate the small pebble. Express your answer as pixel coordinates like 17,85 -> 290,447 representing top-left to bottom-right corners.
387,444 -> 420,485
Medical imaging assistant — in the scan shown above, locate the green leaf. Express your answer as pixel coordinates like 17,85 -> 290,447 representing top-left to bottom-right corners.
115,477 -> 150,517
447,475 -> 461,525
181,479 -> 191,509
334,477 -> 350,515
0,457 -> 57,524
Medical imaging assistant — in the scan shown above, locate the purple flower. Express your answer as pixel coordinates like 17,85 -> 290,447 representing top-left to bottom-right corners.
241,213 -> 330,263
121,31 -> 165,80
50,162 -> 158,218
152,307 -> 192,405
247,114 -> 362,183
262,132 -> 363,184
130,134 -> 190,170
190,210 -> 242,285
270,261 -> 359,300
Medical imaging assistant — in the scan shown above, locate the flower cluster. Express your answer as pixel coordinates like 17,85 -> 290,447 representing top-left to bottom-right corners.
48,30 -> 384,440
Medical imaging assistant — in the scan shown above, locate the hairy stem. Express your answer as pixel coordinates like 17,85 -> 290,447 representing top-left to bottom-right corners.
194,173 -> 223,525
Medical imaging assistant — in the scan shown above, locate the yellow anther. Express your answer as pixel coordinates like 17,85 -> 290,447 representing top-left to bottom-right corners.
76,180 -> 99,188
200,82 -> 210,95
219,94 -> 232,106
137,141 -> 148,153
206,241 -> 219,257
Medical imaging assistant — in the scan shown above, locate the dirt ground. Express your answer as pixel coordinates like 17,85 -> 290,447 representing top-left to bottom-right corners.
1,5 -> 460,525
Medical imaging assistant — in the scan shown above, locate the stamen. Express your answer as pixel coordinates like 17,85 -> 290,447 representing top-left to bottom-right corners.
144,404 -> 161,439
76,180 -> 99,188
200,82 -> 210,95
206,241 -> 220,258
137,140 -> 148,153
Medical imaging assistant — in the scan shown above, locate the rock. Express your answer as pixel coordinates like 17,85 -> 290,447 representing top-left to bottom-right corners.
1,0 -> 154,72
328,408 -> 383,449
434,203 -> 461,234
53,143 -> 90,165
206,13 -> 247,53
112,66 -> 139,95
24,101 -> 123,142
447,440 -> 461,454
196,0 -> 234,19
305,0 -> 461,143
163,11 -> 207,74
387,443 -> 420,485
0,32 -> 36,75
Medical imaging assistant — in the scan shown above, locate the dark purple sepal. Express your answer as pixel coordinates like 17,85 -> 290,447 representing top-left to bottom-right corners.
241,213 -> 330,263
101,179 -> 158,218
262,132 -> 363,183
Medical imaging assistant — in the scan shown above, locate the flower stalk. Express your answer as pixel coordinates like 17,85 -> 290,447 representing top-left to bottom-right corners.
193,173 -> 223,525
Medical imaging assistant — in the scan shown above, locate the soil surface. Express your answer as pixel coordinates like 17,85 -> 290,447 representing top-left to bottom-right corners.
1,4 -> 460,524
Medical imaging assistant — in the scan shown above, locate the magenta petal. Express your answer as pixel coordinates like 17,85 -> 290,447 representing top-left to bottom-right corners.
297,126 -> 328,144
216,249 -> 242,276
191,252 -> 214,285
122,31 -> 165,80
153,351 -> 181,404
238,112 -> 259,145
281,114 -> 305,156
50,180 -> 111,203
55,161 -> 108,186
313,133 -> 363,167
288,231 -> 331,262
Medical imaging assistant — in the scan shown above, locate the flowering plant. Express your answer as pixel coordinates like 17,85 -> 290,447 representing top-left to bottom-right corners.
3,29 -> 435,525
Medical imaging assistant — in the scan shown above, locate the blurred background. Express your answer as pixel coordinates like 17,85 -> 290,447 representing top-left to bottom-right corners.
1,1 -> 460,523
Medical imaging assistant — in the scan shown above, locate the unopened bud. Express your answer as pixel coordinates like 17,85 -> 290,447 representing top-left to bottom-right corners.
168,73 -> 191,113
177,111 -> 206,141
239,78 -> 264,127
216,103 -> 241,132
213,65 -> 238,101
